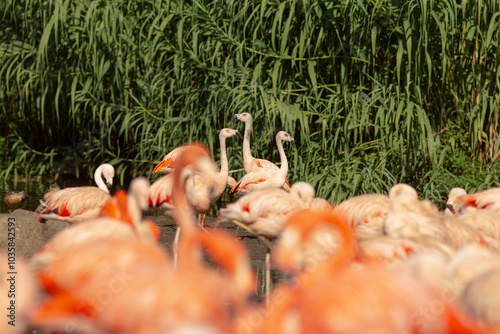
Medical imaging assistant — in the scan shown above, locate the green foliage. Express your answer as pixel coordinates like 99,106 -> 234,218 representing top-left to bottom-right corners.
0,0 -> 499,203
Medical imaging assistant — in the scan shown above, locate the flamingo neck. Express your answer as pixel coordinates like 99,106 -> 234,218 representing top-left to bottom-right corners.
276,135 -> 288,178
242,118 -> 254,168
219,134 -> 228,176
94,165 -> 109,193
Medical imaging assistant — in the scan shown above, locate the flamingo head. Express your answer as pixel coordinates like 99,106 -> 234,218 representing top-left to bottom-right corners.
290,182 -> 316,207
276,131 -> 295,148
231,112 -> 252,123
220,128 -> 243,140
100,163 -> 115,188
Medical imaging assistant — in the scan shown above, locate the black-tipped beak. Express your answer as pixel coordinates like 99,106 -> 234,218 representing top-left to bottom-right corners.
446,203 -> 456,214
106,182 -> 112,189
231,115 -> 239,122
290,138 -> 296,149
236,130 -> 243,139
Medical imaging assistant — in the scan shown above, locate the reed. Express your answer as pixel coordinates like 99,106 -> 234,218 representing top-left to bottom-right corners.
1,0 -> 499,204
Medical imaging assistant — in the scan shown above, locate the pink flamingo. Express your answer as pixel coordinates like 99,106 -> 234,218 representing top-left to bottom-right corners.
232,112 -> 291,190
37,163 -> 115,224
230,131 -> 294,196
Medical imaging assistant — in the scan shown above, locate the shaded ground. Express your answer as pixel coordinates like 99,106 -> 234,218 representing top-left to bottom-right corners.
0,209 -> 269,269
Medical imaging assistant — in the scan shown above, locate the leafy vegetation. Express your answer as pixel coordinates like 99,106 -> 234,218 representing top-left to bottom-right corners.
1,0 -> 499,205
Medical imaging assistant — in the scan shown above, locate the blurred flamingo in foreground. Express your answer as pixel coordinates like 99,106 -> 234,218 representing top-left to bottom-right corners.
37,163 -> 115,224
31,146 -> 255,334
241,209 -> 488,334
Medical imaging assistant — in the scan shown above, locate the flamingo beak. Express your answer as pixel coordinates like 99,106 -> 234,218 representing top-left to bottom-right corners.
236,130 -> 243,139
152,160 -> 169,173
231,114 -> 239,122
290,138 -> 296,149
446,203 -> 456,214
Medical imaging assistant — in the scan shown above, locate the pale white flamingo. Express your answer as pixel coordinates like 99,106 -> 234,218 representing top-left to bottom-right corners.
456,187 -> 500,215
229,131 -> 294,196
460,269 -> 500,327
3,190 -> 28,210
385,191 -> 453,245
445,245 -> 500,295
445,187 -> 467,215
459,210 -> 500,240
207,128 -> 242,202
331,183 -> 416,239
37,163 -> 115,224
232,112 -> 291,190
31,177 -> 159,270
220,181 -> 319,239
332,193 -> 390,239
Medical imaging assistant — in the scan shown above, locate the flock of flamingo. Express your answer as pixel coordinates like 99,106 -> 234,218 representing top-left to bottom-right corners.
3,112 -> 500,333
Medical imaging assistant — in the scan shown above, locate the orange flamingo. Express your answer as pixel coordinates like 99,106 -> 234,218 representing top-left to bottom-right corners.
31,146 -> 255,334
152,144 -> 210,174
232,112 -> 291,190
37,163 -> 115,224
230,131 -> 294,196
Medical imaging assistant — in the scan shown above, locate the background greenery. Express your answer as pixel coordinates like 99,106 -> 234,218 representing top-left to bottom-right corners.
1,0 -> 499,205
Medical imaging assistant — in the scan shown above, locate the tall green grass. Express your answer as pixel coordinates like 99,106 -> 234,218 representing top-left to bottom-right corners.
1,0 -> 499,203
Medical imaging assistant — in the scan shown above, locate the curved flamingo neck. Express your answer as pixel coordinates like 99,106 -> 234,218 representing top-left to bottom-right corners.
219,134 -> 228,176
242,118 -> 254,169
276,134 -> 288,177
94,165 -> 109,193
172,146 -> 209,264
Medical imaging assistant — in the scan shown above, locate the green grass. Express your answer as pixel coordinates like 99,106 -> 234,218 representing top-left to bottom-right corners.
1,0 -> 499,204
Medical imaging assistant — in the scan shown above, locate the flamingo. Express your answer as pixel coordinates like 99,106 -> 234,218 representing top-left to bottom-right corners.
37,163 -> 115,224
229,131 -> 294,196
207,128 -> 242,202
149,129 -> 240,215
459,210 -> 500,240
445,245 -> 500,295
456,188 -> 500,214
3,190 -> 28,210
460,269 -> 500,327
31,177 -> 159,270
152,144 -> 210,174
256,209 -> 485,334
220,181 -> 325,239
445,187 -> 467,215
232,112 -> 291,190
332,193 -> 390,239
